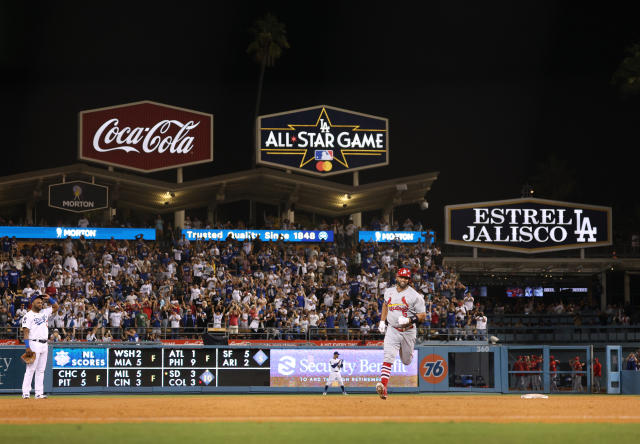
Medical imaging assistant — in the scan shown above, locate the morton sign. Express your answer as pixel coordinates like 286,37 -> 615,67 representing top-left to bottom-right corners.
445,198 -> 612,253
79,101 -> 213,173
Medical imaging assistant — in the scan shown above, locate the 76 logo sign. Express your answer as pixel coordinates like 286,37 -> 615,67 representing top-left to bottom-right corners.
420,354 -> 448,384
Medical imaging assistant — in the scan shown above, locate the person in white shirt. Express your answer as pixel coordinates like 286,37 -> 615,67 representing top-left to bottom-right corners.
475,312 -> 488,340
63,254 -> 78,272
109,307 -> 123,330
463,293 -> 474,312
22,294 -> 59,399
169,312 -> 182,338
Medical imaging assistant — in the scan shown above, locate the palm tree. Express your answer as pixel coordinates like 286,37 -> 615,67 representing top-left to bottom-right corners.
612,43 -> 640,96
247,13 -> 290,166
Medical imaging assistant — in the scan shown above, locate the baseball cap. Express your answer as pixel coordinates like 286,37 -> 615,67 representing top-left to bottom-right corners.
30,294 -> 44,304
333,351 -> 340,356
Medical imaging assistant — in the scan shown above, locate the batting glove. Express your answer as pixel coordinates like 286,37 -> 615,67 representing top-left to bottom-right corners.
378,320 -> 386,334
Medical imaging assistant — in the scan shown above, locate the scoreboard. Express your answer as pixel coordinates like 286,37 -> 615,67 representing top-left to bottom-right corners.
51,347 -> 270,389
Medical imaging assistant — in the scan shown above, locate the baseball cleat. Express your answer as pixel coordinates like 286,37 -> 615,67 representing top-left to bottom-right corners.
35,394 -> 48,399
376,382 -> 387,400
322,392 -> 327,396
22,395 -> 29,399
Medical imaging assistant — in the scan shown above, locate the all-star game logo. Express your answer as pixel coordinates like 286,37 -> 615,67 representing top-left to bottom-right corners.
257,105 -> 389,176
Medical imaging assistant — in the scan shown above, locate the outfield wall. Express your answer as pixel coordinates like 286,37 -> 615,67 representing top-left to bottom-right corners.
0,344 -> 635,394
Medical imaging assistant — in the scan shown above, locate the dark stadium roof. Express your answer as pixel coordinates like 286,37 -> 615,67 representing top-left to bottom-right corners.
0,163 -> 438,217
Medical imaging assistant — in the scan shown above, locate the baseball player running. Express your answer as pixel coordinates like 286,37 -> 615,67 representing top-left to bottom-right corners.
376,268 -> 426,399
22,294 -> 59,399
323,351 -> 347,395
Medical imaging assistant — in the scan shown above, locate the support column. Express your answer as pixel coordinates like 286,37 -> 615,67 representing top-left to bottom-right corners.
600,271 -> 607,312
25,202 -> 33,225
174,168 -> 185,230
624,272 -> 630,305
287,209 -> 295,224
350,171 -> 362,227
207,205 -> 215,228
382,206 -> 392,226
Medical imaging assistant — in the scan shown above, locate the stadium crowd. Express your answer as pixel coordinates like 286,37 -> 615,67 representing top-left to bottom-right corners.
0,217 -> 489,342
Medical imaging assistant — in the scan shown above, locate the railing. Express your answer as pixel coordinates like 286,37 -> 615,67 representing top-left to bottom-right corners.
4,322 -> 638,344
0,325 -> 489,343
489,325 -> 640,344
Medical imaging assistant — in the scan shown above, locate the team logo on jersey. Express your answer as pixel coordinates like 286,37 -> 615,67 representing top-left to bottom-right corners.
387,297 -> 409,316
33,316 -> 47,326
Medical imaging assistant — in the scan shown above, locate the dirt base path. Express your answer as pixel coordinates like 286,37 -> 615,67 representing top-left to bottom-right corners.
1,394 -> 639,424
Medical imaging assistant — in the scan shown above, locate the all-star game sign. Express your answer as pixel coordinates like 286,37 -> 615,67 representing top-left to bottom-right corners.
257,105 -> 389,176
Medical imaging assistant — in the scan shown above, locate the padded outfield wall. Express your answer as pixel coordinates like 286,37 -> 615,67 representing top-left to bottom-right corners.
0,344 -> 634,394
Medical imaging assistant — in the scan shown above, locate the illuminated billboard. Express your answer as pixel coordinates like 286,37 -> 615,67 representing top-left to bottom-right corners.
79,101 -> 214,173
270,349 -> 417,387
48,181 -> 109,213
445,198 -> 612,253
257,105 -> 388,177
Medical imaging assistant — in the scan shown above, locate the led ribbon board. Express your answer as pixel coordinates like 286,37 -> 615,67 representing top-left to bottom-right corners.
182,229 -> 333,243
445,198 -> 612,253
257,105 -> 388,176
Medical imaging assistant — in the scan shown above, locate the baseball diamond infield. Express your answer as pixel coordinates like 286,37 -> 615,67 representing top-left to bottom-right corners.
1,394 -> 638,444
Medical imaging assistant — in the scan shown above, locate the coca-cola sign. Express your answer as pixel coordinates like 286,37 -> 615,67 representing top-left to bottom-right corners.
79,101 -> 213,173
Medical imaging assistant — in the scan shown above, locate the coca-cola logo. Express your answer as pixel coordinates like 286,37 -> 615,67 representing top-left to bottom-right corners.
93,119 -> 199,154
79,101 -> 213,173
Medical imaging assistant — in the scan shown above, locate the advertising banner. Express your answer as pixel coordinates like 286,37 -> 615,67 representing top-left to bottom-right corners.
79,101 -> 214,173
358,230 -> 435,244
228,340 -> 384,347
182,229 -> 333,243
270,349 -> 417,387
52,348 -> 108,368
0,348 -> 26,391
445,198 -> 612,253
48,181 -> 109,213
0,226 -> 156,240
257,105 -> 388,177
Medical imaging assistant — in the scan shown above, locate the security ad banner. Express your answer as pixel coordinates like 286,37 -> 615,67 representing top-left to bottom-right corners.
445,198 -> 612,253
270,349 -> 417,387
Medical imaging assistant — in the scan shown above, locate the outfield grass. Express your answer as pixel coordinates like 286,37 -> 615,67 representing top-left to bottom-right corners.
3,422 -> 636,444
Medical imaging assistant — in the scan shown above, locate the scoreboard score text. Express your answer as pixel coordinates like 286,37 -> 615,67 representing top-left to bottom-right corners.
52,347 -> 270,389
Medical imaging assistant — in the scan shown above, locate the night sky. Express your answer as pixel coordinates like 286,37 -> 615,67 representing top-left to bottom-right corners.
1,2 -> 639,233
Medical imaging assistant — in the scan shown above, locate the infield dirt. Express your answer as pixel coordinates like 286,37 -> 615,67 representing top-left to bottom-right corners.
1,394 -> 639,424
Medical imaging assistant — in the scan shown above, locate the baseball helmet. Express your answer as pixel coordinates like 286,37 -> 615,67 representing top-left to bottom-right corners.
397,268 -> 411,278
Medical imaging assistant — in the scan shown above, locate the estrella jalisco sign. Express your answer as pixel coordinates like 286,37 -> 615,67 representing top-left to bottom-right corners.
445,198 -> 612,253
257,105 -> 388,176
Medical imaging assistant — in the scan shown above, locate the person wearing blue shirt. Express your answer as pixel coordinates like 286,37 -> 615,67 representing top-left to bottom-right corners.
8,269 -> 20,290
325,310 -> 336,329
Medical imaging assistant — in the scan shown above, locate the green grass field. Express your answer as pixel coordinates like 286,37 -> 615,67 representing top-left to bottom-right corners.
2,422 -> 636,444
